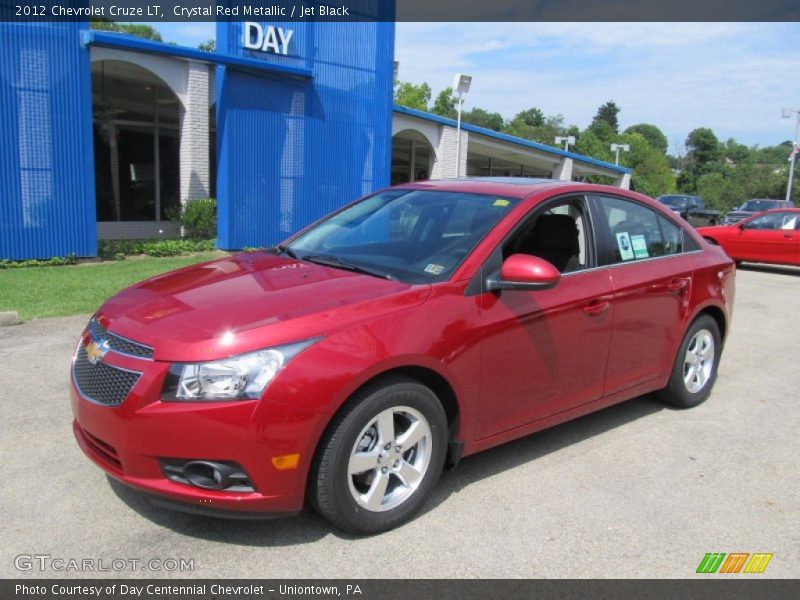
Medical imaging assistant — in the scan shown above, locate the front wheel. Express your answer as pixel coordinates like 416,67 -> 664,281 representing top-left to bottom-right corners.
309,377 -> 448,534
658,315 -> 721,408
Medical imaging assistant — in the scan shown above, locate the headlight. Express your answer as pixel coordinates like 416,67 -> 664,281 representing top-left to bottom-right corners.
161,339 -> 318,402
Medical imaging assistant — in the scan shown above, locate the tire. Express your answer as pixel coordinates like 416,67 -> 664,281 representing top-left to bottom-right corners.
658,315 -> 721,409
309,376 -> 448,534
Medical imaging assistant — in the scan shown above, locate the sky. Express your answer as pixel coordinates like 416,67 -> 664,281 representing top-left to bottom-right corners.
152,21 -> 800,150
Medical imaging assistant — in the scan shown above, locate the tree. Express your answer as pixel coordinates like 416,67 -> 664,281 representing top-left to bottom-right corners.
574,129 -> 612,164
503,110 -> 570,145
685,127 -> 722,168
394,81 -> 431,112
588,119 -> 616,144
678,127 -> 722,192
431,87 -> 457,119
592,101 -> 621,134
514,108 -> 545,128
90,20 -> 163,42
463,107 -> 504,131
618,132 -> 676,197
623,124 -> 668,154
198,39 -> 216,52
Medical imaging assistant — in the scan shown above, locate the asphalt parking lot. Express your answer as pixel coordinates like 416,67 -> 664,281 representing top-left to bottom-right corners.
1,265 -> 798,579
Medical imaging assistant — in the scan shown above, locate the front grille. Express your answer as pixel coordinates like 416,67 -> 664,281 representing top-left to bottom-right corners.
73,345 -> 141,407
88,318 -> 153,359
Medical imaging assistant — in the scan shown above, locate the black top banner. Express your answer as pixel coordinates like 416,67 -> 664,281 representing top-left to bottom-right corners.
2,0 -> 800,22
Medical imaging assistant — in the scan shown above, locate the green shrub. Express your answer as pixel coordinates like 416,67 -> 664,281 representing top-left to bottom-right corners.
177,198 -> 217,238
0,254 -> 78,269
98,238 -> 216,259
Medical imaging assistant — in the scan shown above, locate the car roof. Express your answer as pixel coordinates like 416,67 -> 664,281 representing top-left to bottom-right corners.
392,177 -> 597,199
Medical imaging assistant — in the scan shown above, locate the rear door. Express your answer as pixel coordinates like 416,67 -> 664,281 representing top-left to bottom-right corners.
591,195 -> 696,395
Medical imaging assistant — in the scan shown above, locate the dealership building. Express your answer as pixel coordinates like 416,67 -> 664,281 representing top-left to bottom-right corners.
0,20 -> 631,260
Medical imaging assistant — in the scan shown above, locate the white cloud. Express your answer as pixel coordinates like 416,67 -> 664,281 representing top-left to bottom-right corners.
395,22 -> 800,146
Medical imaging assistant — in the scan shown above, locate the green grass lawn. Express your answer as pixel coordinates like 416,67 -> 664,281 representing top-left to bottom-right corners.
0,252 -> 222,320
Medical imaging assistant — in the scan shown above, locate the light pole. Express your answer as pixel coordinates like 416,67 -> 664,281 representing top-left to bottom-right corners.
782,108 -> 800,202
555,136 -> 576,151
453,74 -> 472,177
610,143 -> 630,165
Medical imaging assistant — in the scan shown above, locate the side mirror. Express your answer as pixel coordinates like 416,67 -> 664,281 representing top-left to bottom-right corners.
486,254 -> 561,292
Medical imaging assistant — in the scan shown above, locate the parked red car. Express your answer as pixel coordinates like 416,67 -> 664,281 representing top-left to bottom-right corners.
698,208 -> 800,266
71,178 -> 735,533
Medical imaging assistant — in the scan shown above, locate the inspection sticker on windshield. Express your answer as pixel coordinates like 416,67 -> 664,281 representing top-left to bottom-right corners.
630,234 -> 649,259
424,263 -> 445,275
493,199 -> 510,207
616,232 -> 635,261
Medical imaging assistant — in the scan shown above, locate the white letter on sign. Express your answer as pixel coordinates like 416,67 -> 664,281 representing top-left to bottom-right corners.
277,27 -> 293,55
243,22 -> 263,50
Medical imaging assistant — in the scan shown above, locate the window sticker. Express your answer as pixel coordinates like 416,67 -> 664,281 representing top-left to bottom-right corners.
630,234 -> 649,259
615,232 -> 635,261
424,263 -> 445,275
493,199 -> 510,207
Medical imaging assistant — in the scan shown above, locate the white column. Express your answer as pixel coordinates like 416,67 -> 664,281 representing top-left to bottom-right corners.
179,60 -> 210,204
553,157 -> 573,181
431,125 -> 469,178
615,172 -> 632,189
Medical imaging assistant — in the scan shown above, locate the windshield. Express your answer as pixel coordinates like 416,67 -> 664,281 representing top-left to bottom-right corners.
286,189 -> 519,283
739,200 -> 778,212
658,196 -> 689,208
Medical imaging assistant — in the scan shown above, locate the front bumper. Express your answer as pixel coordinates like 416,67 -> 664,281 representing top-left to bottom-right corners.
70,354 -> 323,516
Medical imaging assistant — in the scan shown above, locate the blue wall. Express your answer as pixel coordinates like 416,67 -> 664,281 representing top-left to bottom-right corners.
215,13 -> 395,249
0,22 -> 97,260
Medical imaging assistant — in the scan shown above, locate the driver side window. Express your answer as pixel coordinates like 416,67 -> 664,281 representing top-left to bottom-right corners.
745,212 -> 794,230
502,198 -> 590,274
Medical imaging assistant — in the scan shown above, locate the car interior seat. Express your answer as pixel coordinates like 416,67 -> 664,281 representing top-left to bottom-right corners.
513,213 -> 580,273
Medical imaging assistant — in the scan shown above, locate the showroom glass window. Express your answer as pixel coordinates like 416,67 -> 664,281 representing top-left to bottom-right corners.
596,196 -> 696,264
92,61 -> 180,222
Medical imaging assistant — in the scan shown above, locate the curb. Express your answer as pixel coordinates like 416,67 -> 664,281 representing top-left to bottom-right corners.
0,311 -> 20,326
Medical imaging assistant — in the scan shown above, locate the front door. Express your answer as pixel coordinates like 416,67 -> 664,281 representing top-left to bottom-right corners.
477,197 -> 614,439
726,211 -> 799,264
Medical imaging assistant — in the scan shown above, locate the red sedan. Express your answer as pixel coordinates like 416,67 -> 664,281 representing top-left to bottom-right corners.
71,178 -> 735,533
698,208 -> 800,266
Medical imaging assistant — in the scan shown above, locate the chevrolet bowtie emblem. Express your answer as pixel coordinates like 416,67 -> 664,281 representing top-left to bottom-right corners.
86,337 -> 111,366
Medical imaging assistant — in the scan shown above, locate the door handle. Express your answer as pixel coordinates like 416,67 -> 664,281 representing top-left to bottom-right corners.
583,300 -> 610,316
667,278 -> 689,293
783,233 -> 794,239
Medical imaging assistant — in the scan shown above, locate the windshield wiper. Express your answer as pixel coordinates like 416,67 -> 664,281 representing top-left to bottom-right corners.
274,244 -> 298,259
301,254 -> 394,280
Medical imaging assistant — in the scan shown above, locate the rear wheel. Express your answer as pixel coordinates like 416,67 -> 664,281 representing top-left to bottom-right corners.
658,315 -> 721,408
309,377 -> 448,534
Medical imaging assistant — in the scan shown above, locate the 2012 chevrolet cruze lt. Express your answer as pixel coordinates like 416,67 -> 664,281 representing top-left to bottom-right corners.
71,178 -> 735,533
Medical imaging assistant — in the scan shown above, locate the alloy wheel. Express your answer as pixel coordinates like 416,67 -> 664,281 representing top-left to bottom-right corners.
683,328 -> 715,394
347,406 -> 432,512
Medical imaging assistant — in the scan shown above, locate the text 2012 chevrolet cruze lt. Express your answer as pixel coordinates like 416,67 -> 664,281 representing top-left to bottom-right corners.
71,178 -> 735,533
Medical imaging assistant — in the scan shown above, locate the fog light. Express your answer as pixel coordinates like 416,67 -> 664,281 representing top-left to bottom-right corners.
160,458 -> 255,492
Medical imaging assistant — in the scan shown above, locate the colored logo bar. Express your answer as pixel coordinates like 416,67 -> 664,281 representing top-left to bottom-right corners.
696,553 -> 773,574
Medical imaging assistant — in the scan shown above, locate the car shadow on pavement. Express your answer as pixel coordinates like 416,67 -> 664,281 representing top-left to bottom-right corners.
736,263 -> 800,277
109,394 -> 665,544
424,394 -> 665,516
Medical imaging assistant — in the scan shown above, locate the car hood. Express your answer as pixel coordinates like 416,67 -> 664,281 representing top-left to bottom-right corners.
726,210 -> 754,218
96,252 -> 431,362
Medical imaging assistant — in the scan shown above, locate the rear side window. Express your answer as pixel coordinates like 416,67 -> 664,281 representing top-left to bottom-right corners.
596,196 -> 693,264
